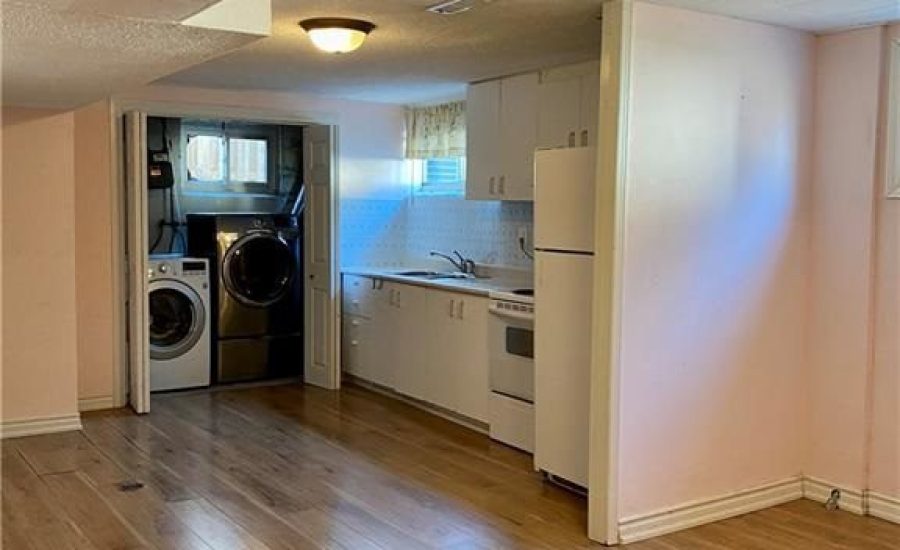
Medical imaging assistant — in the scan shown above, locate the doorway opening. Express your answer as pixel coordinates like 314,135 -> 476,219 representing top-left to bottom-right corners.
120,109 -> 339,413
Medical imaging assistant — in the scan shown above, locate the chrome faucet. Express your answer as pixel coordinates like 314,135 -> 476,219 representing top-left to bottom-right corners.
430,250 -> 476,276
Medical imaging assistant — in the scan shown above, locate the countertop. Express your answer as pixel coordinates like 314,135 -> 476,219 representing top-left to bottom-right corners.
342,266 -> 533,298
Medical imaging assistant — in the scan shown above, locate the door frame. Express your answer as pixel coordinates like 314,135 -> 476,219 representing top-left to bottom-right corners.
588,0 -> 632,545
111,99 -> 343,409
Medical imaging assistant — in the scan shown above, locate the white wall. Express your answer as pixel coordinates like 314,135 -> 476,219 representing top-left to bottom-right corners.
340,196 -> 534,269
618,2 -> 813,518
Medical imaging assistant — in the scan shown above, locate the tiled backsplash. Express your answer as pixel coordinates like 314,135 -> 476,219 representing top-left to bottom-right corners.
340,196 -> 534,269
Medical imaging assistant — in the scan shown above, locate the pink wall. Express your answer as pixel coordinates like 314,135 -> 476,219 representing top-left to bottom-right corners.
1,108 -> 79,422
806,23 -> 900,505
618,2 -> 813,518
74,101 -> 118,404
806,27 -> 883,492
869,23 -> 900,501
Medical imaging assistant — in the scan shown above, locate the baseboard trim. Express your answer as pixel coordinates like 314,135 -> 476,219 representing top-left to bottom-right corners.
78,396 -> 116,412
0,414 -> 83,439
344,375 -> 489,435
618,477 -> 803,544
868,491 -> 900,524
802,476 -> 866,515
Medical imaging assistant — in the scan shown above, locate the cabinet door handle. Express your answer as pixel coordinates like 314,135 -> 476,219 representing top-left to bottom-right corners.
568,131 -> 576,147
351,339 -> 359,346
456,300 -> 465,320
489,176 -> 496,195
351,320 -> 360,326
394,290 -> 400,308
498,176 -> 506,195
581,129 -> 589,146
448,299 -> 456,317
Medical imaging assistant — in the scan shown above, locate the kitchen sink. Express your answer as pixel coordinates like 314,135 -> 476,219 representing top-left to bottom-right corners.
393,270 -> 479,280
394,270 -> 441,277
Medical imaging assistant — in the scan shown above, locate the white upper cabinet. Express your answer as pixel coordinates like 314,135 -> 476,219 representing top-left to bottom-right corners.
537,60 -> 601,150
465,62 -> 598,202
498,73 -> 539,201
466,73 -> 538,201
466,80 -> 502,200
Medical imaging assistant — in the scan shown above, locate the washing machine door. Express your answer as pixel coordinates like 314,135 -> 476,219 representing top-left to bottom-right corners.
222,231 -> 295,308
148,280 -> 206,360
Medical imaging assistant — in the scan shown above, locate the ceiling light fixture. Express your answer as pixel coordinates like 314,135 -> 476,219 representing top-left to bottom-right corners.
299,18 -> 375,54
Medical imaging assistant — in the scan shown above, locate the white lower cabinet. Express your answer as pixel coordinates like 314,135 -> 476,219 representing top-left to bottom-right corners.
341,275 -> 489,424
426,290 -> 490,422
385,282 -> 429,400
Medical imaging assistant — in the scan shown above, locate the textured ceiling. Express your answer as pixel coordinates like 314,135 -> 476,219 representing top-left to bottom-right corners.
11,0 -> 222,23
159,0 -> 605,105
647,0 -> 900,32
1,1 -> 266,108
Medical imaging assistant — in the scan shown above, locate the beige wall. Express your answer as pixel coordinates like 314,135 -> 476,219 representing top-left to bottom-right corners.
618,2 -> 813,518
1,108 -> 78,422
74,101 -> 118,405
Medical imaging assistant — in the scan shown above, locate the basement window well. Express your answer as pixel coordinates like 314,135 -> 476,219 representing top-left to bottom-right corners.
184,123 -> 274,194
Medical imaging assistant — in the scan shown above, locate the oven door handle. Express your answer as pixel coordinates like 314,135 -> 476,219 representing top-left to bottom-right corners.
489,307 -> 534,322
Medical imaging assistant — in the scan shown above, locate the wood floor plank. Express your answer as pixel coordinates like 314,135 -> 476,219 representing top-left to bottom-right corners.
99,412 -> 323,550
1,445 -> 99,550
220,386 -> 587,548
167,499 -> 271,550
149,394 -> 482,548
204,387 -> 566,548
5,382 -> 900,549
80,415 -> 198,502
40,471 -> 150,550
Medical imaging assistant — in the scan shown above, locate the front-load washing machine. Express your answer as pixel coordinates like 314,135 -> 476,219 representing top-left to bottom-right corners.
148,255 -> 211,391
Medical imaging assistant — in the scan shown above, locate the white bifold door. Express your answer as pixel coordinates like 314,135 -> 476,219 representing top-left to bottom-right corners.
123,111 -> 150,413
303,125 -> 339,389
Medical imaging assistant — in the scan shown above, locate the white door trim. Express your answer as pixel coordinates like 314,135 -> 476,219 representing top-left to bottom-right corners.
112,99 -> 342,406
124,110 -> 151,413
588,0 -> 633,544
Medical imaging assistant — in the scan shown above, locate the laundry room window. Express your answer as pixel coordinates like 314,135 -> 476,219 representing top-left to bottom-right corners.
184,124 -> 275,194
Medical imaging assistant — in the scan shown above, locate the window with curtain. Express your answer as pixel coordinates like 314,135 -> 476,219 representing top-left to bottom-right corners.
405,100 -> 466,195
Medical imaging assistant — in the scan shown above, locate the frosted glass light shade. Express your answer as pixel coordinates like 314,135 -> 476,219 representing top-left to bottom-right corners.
299,18 -> 375,54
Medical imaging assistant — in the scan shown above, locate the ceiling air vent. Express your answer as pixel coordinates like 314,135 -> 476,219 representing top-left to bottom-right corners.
427,0 -> 475,15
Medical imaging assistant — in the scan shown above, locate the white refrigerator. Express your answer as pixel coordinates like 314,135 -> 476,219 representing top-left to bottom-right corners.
533,147 -> 595,489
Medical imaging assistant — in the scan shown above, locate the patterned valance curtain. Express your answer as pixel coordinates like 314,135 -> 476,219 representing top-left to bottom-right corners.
404,101 -> 466,159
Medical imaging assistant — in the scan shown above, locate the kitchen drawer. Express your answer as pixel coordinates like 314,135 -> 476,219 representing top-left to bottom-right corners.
342,274 -> 380,318
341,314 -> 366,377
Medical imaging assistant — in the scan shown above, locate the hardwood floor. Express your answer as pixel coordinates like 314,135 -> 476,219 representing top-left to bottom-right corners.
2,383 -> 898,549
